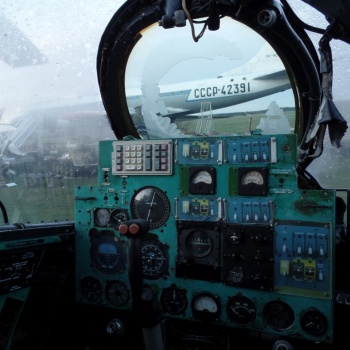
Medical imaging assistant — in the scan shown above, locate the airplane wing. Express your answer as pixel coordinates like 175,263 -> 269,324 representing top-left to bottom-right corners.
0,13 -> 47,67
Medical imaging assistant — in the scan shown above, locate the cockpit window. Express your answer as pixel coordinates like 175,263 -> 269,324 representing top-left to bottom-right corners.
0,2 -> 120,224
1,0 -> 350,226
125,18 -> 295,138
286,0 -> 350,189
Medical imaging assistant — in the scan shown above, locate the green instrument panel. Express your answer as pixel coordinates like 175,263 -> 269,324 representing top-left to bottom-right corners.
74,134 -> 336,344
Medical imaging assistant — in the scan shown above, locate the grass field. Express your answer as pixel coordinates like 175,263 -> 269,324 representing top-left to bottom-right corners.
176,110 -> 296,136
0,175 -> 97,225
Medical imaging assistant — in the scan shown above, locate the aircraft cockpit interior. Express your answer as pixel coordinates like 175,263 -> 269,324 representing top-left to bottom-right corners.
1,1 -> 350,349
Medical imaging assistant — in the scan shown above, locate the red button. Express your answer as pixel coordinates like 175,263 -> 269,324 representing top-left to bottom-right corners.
129,223 -> 140,235
119,224 -> 129,235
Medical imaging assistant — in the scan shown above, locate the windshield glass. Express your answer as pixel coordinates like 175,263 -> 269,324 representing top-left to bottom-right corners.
125,18 -> 295,138
287,0 -> 350,189
0,0 -> 349,225
0,1 -> 121,224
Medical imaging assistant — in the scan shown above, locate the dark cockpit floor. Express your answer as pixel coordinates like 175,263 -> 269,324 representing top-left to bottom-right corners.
7,244 -> 350,350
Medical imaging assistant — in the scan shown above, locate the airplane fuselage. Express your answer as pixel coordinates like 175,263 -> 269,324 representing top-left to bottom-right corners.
127,73 -> 291,117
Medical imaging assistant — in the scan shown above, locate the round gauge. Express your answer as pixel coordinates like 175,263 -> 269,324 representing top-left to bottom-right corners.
300,309 -> 327,335
141,240 -> 169,279
90,230 -> 126,274
110,208 -> 129,229
192,170 -> 212,184
94,208 -> 110,227
225,266 -> 244,284
226,228 -> 243,245
226,295 -> 257,326
263,300 -> 295,331
161,285 -> 187,315
191,292 -> 220,321
238,167 -> 268,196
80,276 -> 103,303
131,186 -> 170,229
94,241 -> 122,272
105,280 -> 129,307
185,230 -> 213,258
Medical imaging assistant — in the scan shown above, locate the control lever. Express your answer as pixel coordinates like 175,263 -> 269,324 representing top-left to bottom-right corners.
119,219 -> 164,350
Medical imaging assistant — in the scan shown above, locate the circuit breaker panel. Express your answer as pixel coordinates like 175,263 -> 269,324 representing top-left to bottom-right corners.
74,134 -> 336,345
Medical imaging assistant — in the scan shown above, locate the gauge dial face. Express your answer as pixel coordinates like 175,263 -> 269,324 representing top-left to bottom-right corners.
94,208 -> 110,227
141,240 -> 169,279
90,230 -> 126,274
80,276 -> 103,303
192,170 -> 212,184
193,294 -> 218,312
241,170 -> 264,185
191,292 -> 220,321
185,230 -> 213,258
225,266 -> 244,284
226,295 -> 257,326
105,280 -> 129,307
300,309 -> 327,335
238,167 -> 268,196
263,300 -> 295,331
189,166 -> 216,195
110,208 -> 129,229
226,228 -> 243,245
131,186 -> 170,229
161,285 -> 187,315
95,242 -> 120,269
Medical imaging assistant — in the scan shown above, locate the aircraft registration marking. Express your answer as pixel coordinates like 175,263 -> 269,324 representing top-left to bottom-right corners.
188,82 -> 251,100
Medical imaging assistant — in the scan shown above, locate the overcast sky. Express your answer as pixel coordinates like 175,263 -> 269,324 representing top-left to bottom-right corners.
1,0 -> 350,123
0,1 -> 124,122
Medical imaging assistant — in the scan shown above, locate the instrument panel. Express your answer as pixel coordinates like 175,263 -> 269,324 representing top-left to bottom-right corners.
74,134 -> 336,347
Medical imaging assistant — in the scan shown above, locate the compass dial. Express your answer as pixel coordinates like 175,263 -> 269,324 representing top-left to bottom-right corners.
141,239 -> 169,279
131,186 -> 170,228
